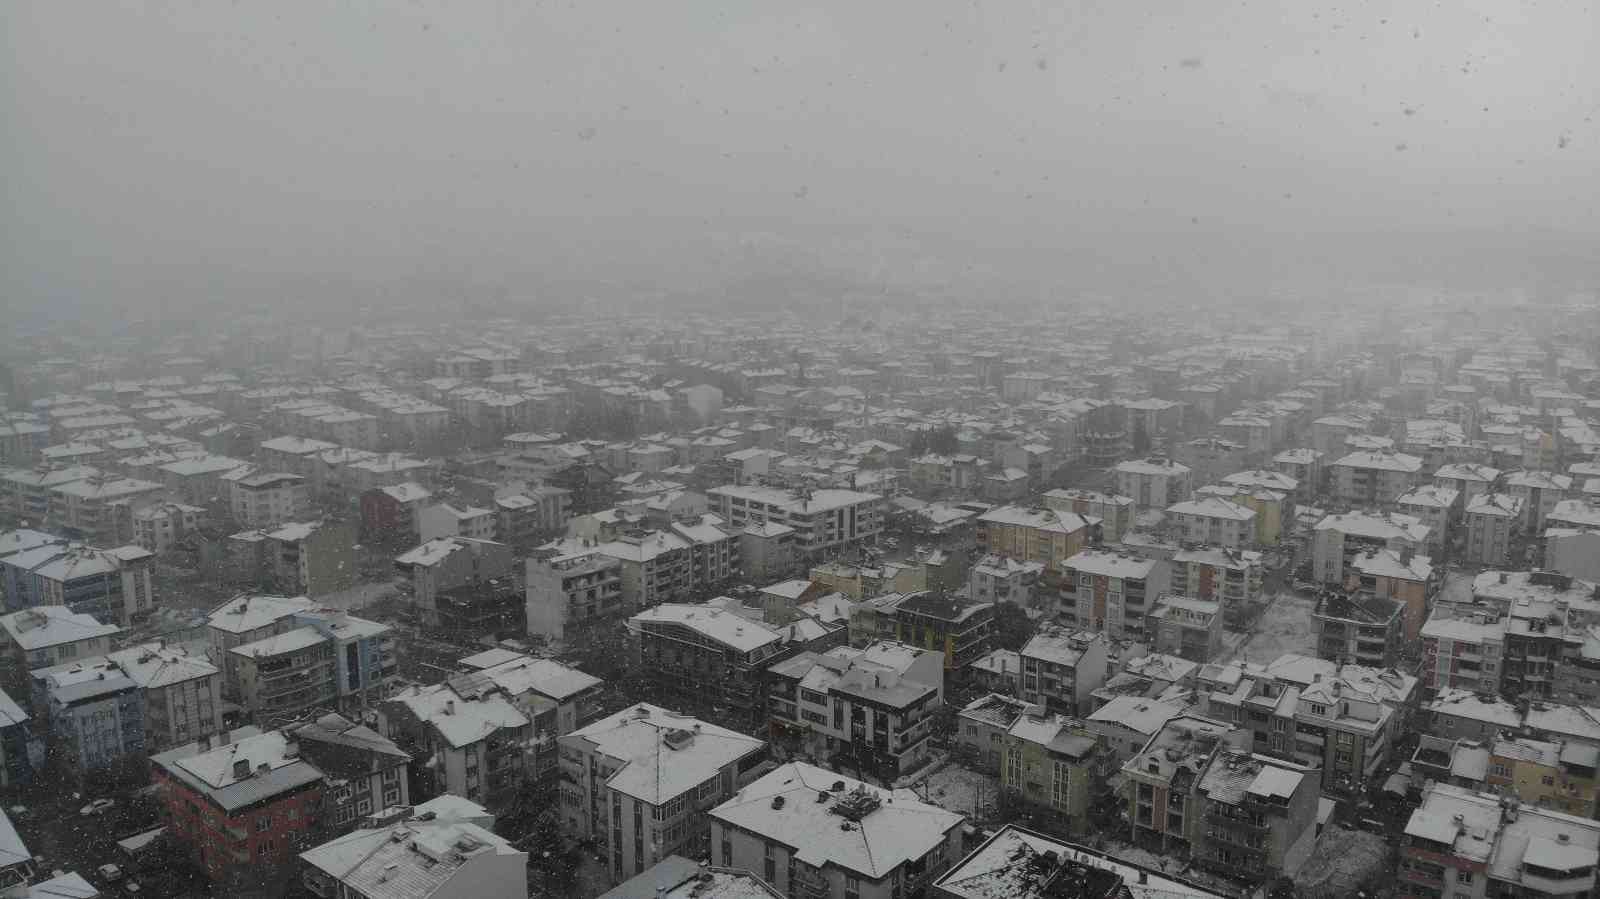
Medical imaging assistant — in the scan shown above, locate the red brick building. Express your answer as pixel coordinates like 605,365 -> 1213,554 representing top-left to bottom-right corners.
358,482 -> 430,543
151,728 -> 324,889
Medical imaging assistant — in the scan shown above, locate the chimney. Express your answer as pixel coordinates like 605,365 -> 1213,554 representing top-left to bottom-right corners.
233,759 -> 250,780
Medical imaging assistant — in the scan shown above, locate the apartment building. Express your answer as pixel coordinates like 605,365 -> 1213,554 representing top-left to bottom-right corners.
228,472 -> 310,529
1346,548 -> 1437,641
30,658 -> 145,774
48,474 -> 164,545
1505,469 -> 1572,533
766,642 -> 942,783
0,605 -> 121,689
1019,628 -> 1109,717
966,554 -> 1044,609
359,481 -> 433,543
1330,450 -> 1424,508
204,593 -> 319,701
494,485 -> 571,546
231,627 -> 339,722
709,762 -> 962,899
1399,782 -> 1600,899
395,536 -> 516,627
1170,546 -> 1264,611
1396,484 -> 1459,552
1313,591 -> 1405,668
1084,696 -> 1187,765
1272,448 -> 1325,502
934,825 -> 1231,899
380,679 -> 532,814
908,454 -> 982,497
1114,458 -> 1193,511
458,648 -> 605,785
33,641 -> 221,754
891,592 -> 995,670
1165,496 -> 1258,549
973,505 -> 1096,576
525,546 -> 625,642
129,500 -> 206,554
300,813 -> 525,899
1191,751 -> 1319,885
558,704 -> 768,882
955,693 -> 1033,772
1001,713 -> 1109,836
0,541 -> 156,625
1311,510 -> 1429,585
1463,493 -> 1524,566
291,712 -> 413,828
252,519 -> 358,598
1434,462 -> 1502,507
1148,594 -> 1224,663
628,603 -> 795,730
1122,714 -> 1249,855
1042,488 -> 1135,543
1058,549 -> 1170,639
707,485 -> 882,559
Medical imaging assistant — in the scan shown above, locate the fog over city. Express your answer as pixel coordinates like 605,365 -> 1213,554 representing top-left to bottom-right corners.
6,0 -> 1599,327
2,3 -> 1600,899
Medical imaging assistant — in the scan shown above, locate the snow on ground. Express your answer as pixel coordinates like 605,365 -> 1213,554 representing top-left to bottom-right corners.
1231,590 -> 1319,664
1293,825 -> 1392,895
915,764 -> 999,819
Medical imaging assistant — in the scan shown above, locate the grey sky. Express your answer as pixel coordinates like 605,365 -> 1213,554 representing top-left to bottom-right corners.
4,0 -> 1597,318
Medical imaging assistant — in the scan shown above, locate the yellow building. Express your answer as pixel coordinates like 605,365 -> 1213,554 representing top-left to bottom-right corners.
1197,485 -> 1288,545
1000,712 -> 1108,835
810,560 -> 926,600
976,506 -> 1094,572
1487,736 -> 1599,818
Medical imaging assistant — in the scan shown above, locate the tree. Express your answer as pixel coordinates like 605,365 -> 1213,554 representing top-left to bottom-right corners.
907,429 -> 930,457
1132,418 -> 1151,455
991,602 -> 1036,652
928,425 -> 959,456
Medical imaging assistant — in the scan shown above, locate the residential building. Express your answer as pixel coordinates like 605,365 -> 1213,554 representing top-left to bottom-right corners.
494,485 -> 572,546
890,592 -> 994,670
1505,469 -> 1573,533
1421,610 -> 1507,696
1018,628 -> 1109,717
1170,546 -> 1264,612
290,712 -> 412,828
1398,782 -> 1600,899
433,576 -> 525,640
1165,496 -> 1257,549
1083,696 -> 1187,765
1122,714 -> 1249,855
629,603 -> 798,730
231,626 -> 338,723
1272,448 -> 1325,503
1547,497 -> 1600,534
48,474 -> 164,545
600,859 -> 780,899
358,481 -> 432,543
1148,594 -> 1224,663
1463,493 -> 1524,566
707,485 -> 882,559
1058,549 -> 1171,640
1486,735 -> 1599,818
1114,458 -> 1193,511
1310,510 -> 1429,585
300,813 -> 526,899
395,536 -> 516,627
150,725 -> 324,887
458,648 -> 605,785
418,502 -> 497,543
1346,548 -> 1437,641
709,762 -> 963,899
1424,688 -> 1524,743
0,687 -> 32,788
1191,750 -> 1319,884
1313,591 -> 1405,668
933,825 -> 1231,899
956,693 -> 1033,772
974,506 -> 1096,574
558,704 -> 768,882
766,642 -> 942,783
259,519 -> 358,598
1547,528 -> 1600,583
379,679 -> 532,814
1000,713 -> 1111,836
966,554 -> 1044,610
1396,484 -> 1459,552
1042,489 -> 1135,542
128,500 -> 206,555
30,657 -> 144,774
909,454 -> 982,497
228,472 -> 310,529
293,609 -> 396,712
968,648 -> 1023,696
0,605 -> 120,690
1,542 -> 156,626
1434,462 -> 1502,507
1329,450 -> 1423,507
32,641 -> 221,754
525,546 -> 625,642
204,593 -> 318,701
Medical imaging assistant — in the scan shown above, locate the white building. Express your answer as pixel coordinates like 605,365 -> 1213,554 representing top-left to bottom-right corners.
1547,529 -> 1600,582
1114,458 -> 1193,511
1059,550 -> 1171,640
1329,450 -> 1423,508
1463,493 -> 1524,566
1505,470 -> 1572,533
1310,511 -> 1429,586
1395,484 -> 1459,551
709,762 -> 963,899
0,605 -> 121,673
558,704 -> 768,882
707,485 -> 882,558
1434,462 -> 1501,507
229,472 -> 311,529
300,812 -> 527,899
1164,496 -> 1257,549
966,555 -> 1044,609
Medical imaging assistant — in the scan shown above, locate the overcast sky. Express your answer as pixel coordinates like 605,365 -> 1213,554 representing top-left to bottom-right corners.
4,0 -> 1597,319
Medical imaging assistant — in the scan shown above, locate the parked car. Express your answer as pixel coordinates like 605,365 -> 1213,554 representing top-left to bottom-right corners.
97,864 -> 124,883
80,798 -> 116,816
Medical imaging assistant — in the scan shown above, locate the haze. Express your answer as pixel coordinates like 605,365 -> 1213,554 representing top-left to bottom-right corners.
4,0 -> 1597,325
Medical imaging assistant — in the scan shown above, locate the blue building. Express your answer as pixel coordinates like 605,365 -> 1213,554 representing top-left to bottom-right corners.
0,687 -> 38,787
291,610 -> 396,712
31,658 -> 145,774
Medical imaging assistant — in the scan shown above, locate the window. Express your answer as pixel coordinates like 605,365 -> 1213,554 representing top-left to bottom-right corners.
845,874 -> 861,899
764,843 -> 777,882
256,815 -> 271,833
384,789 -> 400,806
721,835 -> 732,867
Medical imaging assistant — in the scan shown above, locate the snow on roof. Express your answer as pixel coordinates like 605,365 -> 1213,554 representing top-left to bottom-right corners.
1021,628 -> 1102,667
204,594 -> 317,635
229,625 -> 328,659
570,704 -> 765,805
300,817 -> 520,898
628,604 -> 782,653
933,825 -> 1226,899
1466,492 -> 1524,517
473,654 -> 602,702
1352,548 -> 1434,582
1065,548 -> 1159,579
0,606 -> 121,651
156,728 -> 323,813
1166,496 -> 1256,521
1550,499 -> 1600,529
390,682 -> 529,749
709,762 -> 961,879
1332,450 -> 1424,473
708,484 -> 881,514
1398,485 -> 1460,509
379,482 -> 433,503
258,435 -> 339,455
1313,510 -> 1428,542
1087,696 -> 1184,735
1221,469 -> 1298,491
1436,462 -> 1501,482
978,505 -> 1093,534
103,642 -> 218,687
1115,458 -> 1191,477
1426,688 -> 1523,729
